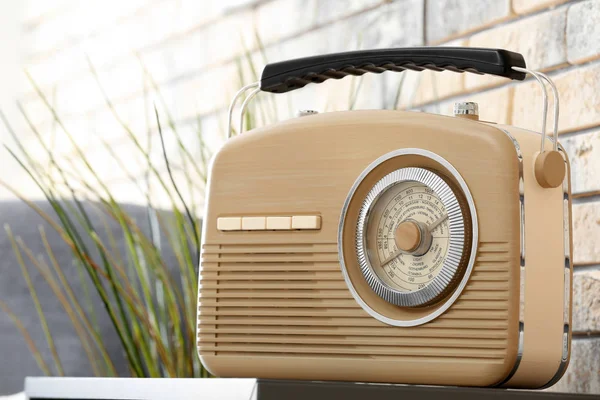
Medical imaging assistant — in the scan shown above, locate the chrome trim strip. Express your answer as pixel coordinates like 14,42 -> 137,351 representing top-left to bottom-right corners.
338,148 -> 479,327
495,128 -> 525,386
540,144 -> 572,389
356,167 -> 466,307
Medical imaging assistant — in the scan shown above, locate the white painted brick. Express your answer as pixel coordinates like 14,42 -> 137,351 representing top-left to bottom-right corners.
358,0 -> 424,49
466,8 -> 567,91
314,0 -> 383,24
166,63 -> 239,124
131,9 -> 256,91
83,2 -> 180,66
199,110 -> 227,154
22,0 -> 406,114
426,0 -> 511,44
567,0 -> 600,64
561,131 -> 600,196
22,0 -> 74,24
512,63 -> 600,134
23,0 -> 421,133
18,87 -> 56,129
25,46 -> 88,89
550,337 -> 600,394
513,0 -> 569,14
256,0 -> 385,49
573,202 -> 600,266
573,270 -> 600,334
23,0 -> 183,89
54,57 -> 150,118
87,109 -> 138,143
255,0 -> 319,46
175,0 -> 249,39
260,0 -> 424,113
24,0 -> 149,58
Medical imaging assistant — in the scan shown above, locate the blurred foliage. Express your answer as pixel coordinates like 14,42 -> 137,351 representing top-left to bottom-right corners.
0,24 -> 412,377
0,59 -> 216,378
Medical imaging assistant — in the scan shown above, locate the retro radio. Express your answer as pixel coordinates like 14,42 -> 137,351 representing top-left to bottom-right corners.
196,47 -> 572,388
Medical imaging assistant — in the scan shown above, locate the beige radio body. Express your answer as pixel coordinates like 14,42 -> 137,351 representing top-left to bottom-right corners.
196,109 -> 572,388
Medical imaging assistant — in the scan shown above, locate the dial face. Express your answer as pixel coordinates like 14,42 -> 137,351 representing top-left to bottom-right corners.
366,181 -> 450,292
365,180 -> 449,293
355,167 -> 469,308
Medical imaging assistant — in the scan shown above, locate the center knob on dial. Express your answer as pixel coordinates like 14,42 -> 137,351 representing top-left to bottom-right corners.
395,221 -> 421,252
395,220 -> 434,256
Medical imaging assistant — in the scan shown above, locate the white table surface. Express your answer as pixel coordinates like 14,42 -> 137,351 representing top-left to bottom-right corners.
0,394 -> 26,400
24,377 -> 257,400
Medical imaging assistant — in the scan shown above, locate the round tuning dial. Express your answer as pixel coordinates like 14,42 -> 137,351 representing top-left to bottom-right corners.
356,167 -> 472,307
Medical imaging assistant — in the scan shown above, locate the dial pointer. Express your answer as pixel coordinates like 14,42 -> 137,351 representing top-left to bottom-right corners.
429,214 -> 448,230
380,248 -> 406,267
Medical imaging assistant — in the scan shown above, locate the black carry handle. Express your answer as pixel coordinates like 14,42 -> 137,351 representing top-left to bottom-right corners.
260,47 -> 526,94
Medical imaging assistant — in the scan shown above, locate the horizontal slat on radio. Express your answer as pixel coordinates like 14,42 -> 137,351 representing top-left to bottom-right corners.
451,299 -> 509,310
202,243 -> 338,254
200,289 -> 354,299
198,307 -> 366,318
202,253 -> 339,263
461,281 -> 510,291
474,254 -> 511,262
198,307 -> 507,320
200,262 -> 341,272
203,351 -> 506,363
197,342 -> 506,359
458,291 -> 509,300
199,298 -> 359,308
199,316 -> 509,329
197,333 -> 507,349
477,242 -> 511,253
202,290 -> 510,301
200,271 -> 343,281
200,281 -> 348,290
199,298 -> 509,310
197,325 -> 509,339
201,269 -> 507,282
468,272 -> 510,281
472,263 -> 512,272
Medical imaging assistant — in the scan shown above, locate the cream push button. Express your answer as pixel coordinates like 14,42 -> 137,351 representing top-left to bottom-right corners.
241,216 -> 266,230
217,217 -> 242,231
266,216 -> 292,230
292,215 -> 321,230
218,215 -> 321,231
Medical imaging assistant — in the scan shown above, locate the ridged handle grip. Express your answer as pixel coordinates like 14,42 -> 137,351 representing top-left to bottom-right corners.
260,47 -> 526,94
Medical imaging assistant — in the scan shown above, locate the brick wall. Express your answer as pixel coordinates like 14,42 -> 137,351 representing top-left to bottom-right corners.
8,0 -> 600,393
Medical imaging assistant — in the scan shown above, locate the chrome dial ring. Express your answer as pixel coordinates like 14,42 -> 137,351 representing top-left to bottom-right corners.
357,167 -> 466,307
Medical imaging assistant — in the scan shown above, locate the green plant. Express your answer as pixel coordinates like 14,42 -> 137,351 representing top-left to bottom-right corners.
0,31 -> 285,376
0,60 -> 213,377
0,29 -> 411,378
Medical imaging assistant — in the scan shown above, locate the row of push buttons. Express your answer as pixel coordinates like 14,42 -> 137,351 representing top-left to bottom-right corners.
217,216 -> 321,231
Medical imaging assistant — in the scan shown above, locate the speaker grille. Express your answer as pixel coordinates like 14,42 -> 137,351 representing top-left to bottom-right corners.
198,242 -> 511,362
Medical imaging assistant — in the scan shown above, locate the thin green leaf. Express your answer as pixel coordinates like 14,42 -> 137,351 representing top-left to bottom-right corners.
5,225 -> 64,375
0,299 -> 52,375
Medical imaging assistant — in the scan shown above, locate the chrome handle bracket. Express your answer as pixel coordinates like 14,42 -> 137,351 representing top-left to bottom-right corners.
511,67 -> 559,152
226,82 -> 260,139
